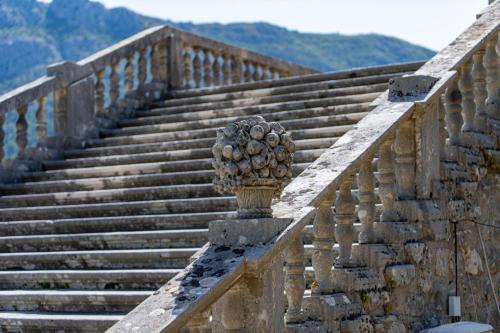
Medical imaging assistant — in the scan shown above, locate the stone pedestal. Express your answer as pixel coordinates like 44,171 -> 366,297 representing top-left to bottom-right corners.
209,218 -> 290,333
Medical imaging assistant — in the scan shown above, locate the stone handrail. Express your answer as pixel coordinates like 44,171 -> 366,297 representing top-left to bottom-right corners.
0,24 -> 316,176
106,2 -> 499,332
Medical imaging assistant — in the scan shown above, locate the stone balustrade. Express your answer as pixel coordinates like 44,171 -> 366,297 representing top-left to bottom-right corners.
0,25 -> 316,180
105,3 -> 499,332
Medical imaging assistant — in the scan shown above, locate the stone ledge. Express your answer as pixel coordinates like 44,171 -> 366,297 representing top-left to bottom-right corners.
208,218 -> 291,246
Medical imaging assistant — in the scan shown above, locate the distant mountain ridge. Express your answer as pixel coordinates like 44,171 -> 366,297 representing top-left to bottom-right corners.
0,0 -> 435,94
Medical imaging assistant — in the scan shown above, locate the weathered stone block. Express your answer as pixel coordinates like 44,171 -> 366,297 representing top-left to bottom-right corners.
404,242 -> 426,265
388,75 -> 438,101
384,264 -> 416,287
302,293 -> 361,327
373,222 -> 421,244
332,267 -> 384,292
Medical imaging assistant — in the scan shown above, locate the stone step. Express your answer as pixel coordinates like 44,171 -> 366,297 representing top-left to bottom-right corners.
0,269 -> 180,291
0,229 -> 208,252
45,138 -> 334,170
156,73 -> 401,109
65,132 -> 338,158
110,101 -> 371,137
0,170 -> 217,195
0,212 -> 233,236
0,248 -> 197,270
0,312 -> 121,333
0,197 -> 236,221
0,164 -> 307,194
119,92 -> 377,128
27,149 -> 322,181
0,290 -> 151,314
165,61 -> 423,100
95,111 -> 365,147
0,184 -> 220,207
136,83 -> 385,118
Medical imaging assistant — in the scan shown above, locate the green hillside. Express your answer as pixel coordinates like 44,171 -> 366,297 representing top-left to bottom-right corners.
0,0 -> 435,94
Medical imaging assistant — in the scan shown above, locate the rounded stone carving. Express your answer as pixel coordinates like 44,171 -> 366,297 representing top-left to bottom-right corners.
212,116 -> 295,218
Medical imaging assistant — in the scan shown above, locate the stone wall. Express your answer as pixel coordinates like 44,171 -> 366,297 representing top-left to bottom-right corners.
457,173 -> 499,327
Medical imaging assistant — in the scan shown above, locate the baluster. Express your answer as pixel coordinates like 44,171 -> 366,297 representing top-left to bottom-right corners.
193,47 -> 202,88
311,201 -> 335,294
35,96 -> 47,146
394,120 -> 415,199
243,60 -> 252,82
0,113 -> 5,163
260,65 -> 268,81
16,105 -> 28,157
203,49 -> 212,87
459,59 -> 475,132
53,87 -> 67,135
138,48 -> 147,89
184,311 -> 210,333
484,36 -> 499,119
231,56 -> 242,84
124,54 -> 135,93
269,68 -> 277,80
109,61 -> 120,106
183,47 -> 193,89
252,62 -> 260,82
334,176 -> 357,267
285,235 -> 305,324
473,49 -> 487,132
95,69 -> 105,115
357,157 -> 375,243
222,53 -> 231,85
444,78 -> 463,146
157,39 -> 169,83
150,44 -> 159,83
376,139 -> 398,222
212,50 -> 221,86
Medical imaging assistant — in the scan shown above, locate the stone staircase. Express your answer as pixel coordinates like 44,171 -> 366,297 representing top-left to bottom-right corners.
0,62 -> 421,332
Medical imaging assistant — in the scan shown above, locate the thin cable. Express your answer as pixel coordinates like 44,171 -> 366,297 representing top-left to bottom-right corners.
475,222 -> 500,318
462,219 -> 500,229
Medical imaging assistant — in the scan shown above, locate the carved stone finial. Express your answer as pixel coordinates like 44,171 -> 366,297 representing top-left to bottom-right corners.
212,116 -> 295,218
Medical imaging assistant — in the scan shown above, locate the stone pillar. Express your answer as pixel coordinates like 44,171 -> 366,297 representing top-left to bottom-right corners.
167,34 -> 184,91
394,119 -> 416,199
285,235 -> 305,324
484,36 -> 499,120
444,78 -> 463,146
376,139 -> 398,222
193,47 -> 202,88
358,157 -> 376,243
473,49 -> 487,132
311,201 -> 335,294
209,218 -> 288,333
183,47 -> 193,89
65,76 -> 98,148
459,59 -> 475,132
15,105 -> 28,158
334,175 -> 357,267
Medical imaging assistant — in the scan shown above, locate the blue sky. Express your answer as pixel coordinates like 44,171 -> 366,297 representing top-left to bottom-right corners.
41,0 -> 489,50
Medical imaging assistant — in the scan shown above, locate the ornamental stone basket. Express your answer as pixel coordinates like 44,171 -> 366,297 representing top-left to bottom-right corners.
212,116 -> 295,219
234,178 -> 280,218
